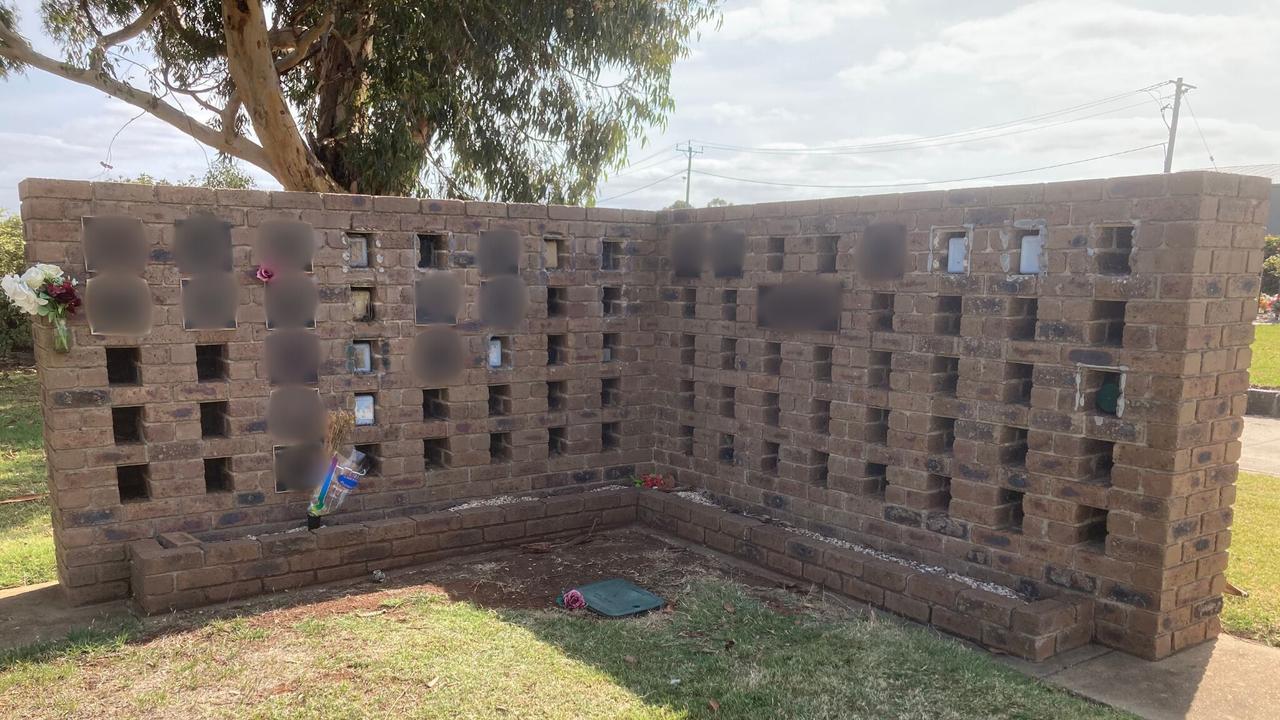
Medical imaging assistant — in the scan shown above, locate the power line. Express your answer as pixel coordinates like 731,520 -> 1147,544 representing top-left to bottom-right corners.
690,143 -> 1166,191
1183,96 -> 1217,170
609,145 -> 678,177
676,141 -> 703,204
597,170 -> 685,203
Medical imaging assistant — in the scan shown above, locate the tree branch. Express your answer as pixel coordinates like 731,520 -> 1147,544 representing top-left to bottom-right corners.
0,23 -> 272,173
275,13 -> 332,74
89,0 -> 172,68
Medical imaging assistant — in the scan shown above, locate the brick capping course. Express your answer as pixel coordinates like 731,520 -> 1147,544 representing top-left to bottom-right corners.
128,486 -> 1091,662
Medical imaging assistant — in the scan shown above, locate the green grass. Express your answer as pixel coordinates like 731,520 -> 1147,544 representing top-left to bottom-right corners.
1250,325 -> 1280,388
0,579 -> 1130,720
0,369 -> 54,589
1222,471 -> 1280,646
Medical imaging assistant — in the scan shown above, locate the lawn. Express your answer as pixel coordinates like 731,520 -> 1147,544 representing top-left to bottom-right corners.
0,369 -> 54,589
0,575 -> 1131,720
1222,471 -> 1280,646
1250,324 -> 1280,388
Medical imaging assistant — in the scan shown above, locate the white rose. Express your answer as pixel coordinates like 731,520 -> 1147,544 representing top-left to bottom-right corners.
2,275 -> 47,316
33,263 -> 64,282
20,267 -> 45,290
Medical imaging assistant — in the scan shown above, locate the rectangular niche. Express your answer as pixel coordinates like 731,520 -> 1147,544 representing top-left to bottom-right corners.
543,235 -> 568,270
547,287 -> 568,317
602,333 -> 621,362
86,274 -> 153,336
816,235 -> 838,273
680,426 -> 695,456
602,286 -> 623,317
83,216 -> 146,274
106,347 -> 141,386
1090,301 -> 1126,347
761,441 -> 780,475
601,422 -> 621,450
1084,439 -> 1116,486
1005,426 -> 1030,466
865,462 -> 888,498
175,216 -> 233,274
601,239 -> 623,271
1000,489 -> 1026,531
765,236 -> 785,272
933,416 -> 957,454
1078,366 -> 1125,416
711,228 -> 746,278
1096,225 -> 1134,275
718,433 -> 735,464
424,437 -> 450,469
1009,298 -> 1038,341
180,275 -> 237,330
764,392 -> 780,426
350,341 -> 374,374
1017,228 -> 1044,274
417,233 -> 449,270
351,286 -> 375,322
547,334 -> 567,366
868,350 -> 892,389
935,295 -> 962,336
682,288 -> 697,318
345,232 -> 371,268
933,355 -> 960,395
814,346 -> 833,381
203,457 -> 232,494
812,399 -> 831,433
718,385 -> 736,419
354,443 -> 381,475
679,379 -> 695,410
939,230 -> 969,274
486,427 -> 512,461
195,344 -> 228,383
548,427 -> 567,457
547,380 -> 567,411
111,406 -> 143,445
1006,362 -> 1035,405
1078,506 -> 1109,550
763,342 -> 782,375
721,290 -> 738,321
866,406 -> 890,445
273,444 -> 322,493
423,388 -> 449,420
928,474 -> 953,512
487,336 -> 512,369
487,385 -> 511,417
199,401 -> 229,438
810,451 -> 830,487
679,334 -> 696,366
871,293 -> 895,332
116,464 -> 150,503
478,229 -> 520,276
354,393 -> 376,426
601,377 -> 621,407
720,337 -> 738,371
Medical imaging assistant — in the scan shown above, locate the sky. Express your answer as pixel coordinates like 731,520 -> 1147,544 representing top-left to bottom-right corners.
1,0 -> 1277,212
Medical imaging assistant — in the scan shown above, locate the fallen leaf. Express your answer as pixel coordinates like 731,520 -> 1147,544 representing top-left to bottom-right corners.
708,699 -> 721,712
426,676 -> 440,689
722,602 -> 736,614
623,655 -> 637,665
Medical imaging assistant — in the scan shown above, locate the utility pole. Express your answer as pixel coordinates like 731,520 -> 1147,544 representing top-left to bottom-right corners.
676,141 -> 703,205
1164,77 -> 1195,173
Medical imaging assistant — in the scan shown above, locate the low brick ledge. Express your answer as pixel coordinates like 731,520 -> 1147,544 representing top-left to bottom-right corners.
1246,387 -> 1280,417
128,487 -> 1092,662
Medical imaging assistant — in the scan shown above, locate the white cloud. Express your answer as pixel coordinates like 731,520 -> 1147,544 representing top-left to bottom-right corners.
721,0 -> 887,42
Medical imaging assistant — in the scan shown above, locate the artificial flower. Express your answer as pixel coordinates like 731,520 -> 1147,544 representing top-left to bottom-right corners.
256,265 -> 275,283
2,275 -> 48,314
562,589 -> 586,610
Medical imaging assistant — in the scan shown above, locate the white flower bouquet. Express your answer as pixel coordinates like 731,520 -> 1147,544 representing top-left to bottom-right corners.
1,264 -> 81,352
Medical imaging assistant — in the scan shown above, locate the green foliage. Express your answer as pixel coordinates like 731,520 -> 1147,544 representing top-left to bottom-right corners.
0,211 -> 31,355
114,157 -> 256,189
1262,235 -> 1280,294
706,197 -> 731,207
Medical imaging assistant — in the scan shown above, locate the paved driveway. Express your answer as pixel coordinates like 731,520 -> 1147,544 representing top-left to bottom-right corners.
1241,416 -> 1280,476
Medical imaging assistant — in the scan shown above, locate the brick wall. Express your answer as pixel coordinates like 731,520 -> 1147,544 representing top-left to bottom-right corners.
20,171 -> 1268,660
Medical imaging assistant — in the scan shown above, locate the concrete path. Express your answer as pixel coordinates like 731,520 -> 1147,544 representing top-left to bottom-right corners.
1241,416 -> 1280,475
1001,635 -> 1280,720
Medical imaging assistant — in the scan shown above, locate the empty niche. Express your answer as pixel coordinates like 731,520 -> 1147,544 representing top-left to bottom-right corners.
679,334 -> 696,365
111,406 -> 143,444
478,228 -> 521,276
671,226 -> 705,278
865,406 -> 890,444
718,433 -> 735,464
274,444 -> 322,492
681,288 -> 697,318
816,235 -> 838,273
351,286 -> 376,322
354,443 -> 381,475
814,346 -> 833,381
934,295 -> 962,336
602,333 -> 621,362
548,427 -> 568,456
349,340 -> 374,374
601,239 -> 624,271
865,462 -> 888,498
1090,301 -> 1126,347
1077,506 -> 1109,550
175,216 -> 233,273
928,474 -> 953,512
1005,362 -> 1035,405
757,281 -> 841,332
266,330 -> 320,385
547,287 -> 568,317
479,276 -> 527,329
410,328 -> 465,384
1016,227 -> 1045,274
1005,427 -> 1029,466
82,216 -> 146,274
811,451 -> 830,487
195,344 -> 228,382
1009,298 -> 1038,341
761,441 -> 780,474
601,377 -> 621,407
602,286 -> 623,317
679,379 -> 695,410
1079,366 -> 1125,416
933,416 -> 957,453
710,227 -> 746,278
204,457 -> 232,493
871,293 -> 895,332
344,233 -> 370,268
720,337 -> 738,370
547,334 -> 567,365
547,380 -> 567,411
487,335 -> 512,368
764,392 -> 780,426
543,235 -> 569,270
257,220 -> 315,272
181,275 -> 237,330
721,290 -> 738,321
264,272 -> 318,330
422,388 -> 449,420
868,350 -> 892,389
267,386 -> 325,442
85,275 -> 153,335
1096,225 -> 1134,275
424,437 -> 450,469
601,422 -> 621,450
417,232 -> 449,270
858,223 -> 906,281
354,393 -> 376,426
766,237 -> 786,272
414,274 -> 461,325
718,385 -> 735,418
1084,439 -> 1116,485
490,432 -> 512,462
487,384 -> 511,417
1000,489 -> 1025,531
763,342 -> 782,375
116,464 -> 150,503
812,399 -> 831,433
199,401 -> 229,438
105,346 -> 141,385
937,229 -> 968,274
933,355 -> 960,395
680,426 -> 695,456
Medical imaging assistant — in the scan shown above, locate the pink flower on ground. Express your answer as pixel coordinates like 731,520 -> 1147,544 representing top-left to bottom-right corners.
562,589 -> 586,610
255,265 -> 275,283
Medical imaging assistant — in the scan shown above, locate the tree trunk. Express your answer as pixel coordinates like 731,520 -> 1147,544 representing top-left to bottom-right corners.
221,0 -> 341,193
311,1 -> 377,193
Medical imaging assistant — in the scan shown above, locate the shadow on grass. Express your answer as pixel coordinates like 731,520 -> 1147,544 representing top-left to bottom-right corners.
0,617 -> 142,671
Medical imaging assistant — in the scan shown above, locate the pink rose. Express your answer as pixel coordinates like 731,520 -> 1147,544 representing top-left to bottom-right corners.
562,589 -> 586,610
256,265 -> 275,283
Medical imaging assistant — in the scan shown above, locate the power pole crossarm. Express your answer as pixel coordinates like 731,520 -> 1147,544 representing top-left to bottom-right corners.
676,141 -> 703,205
1164,77 -> 1196,173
